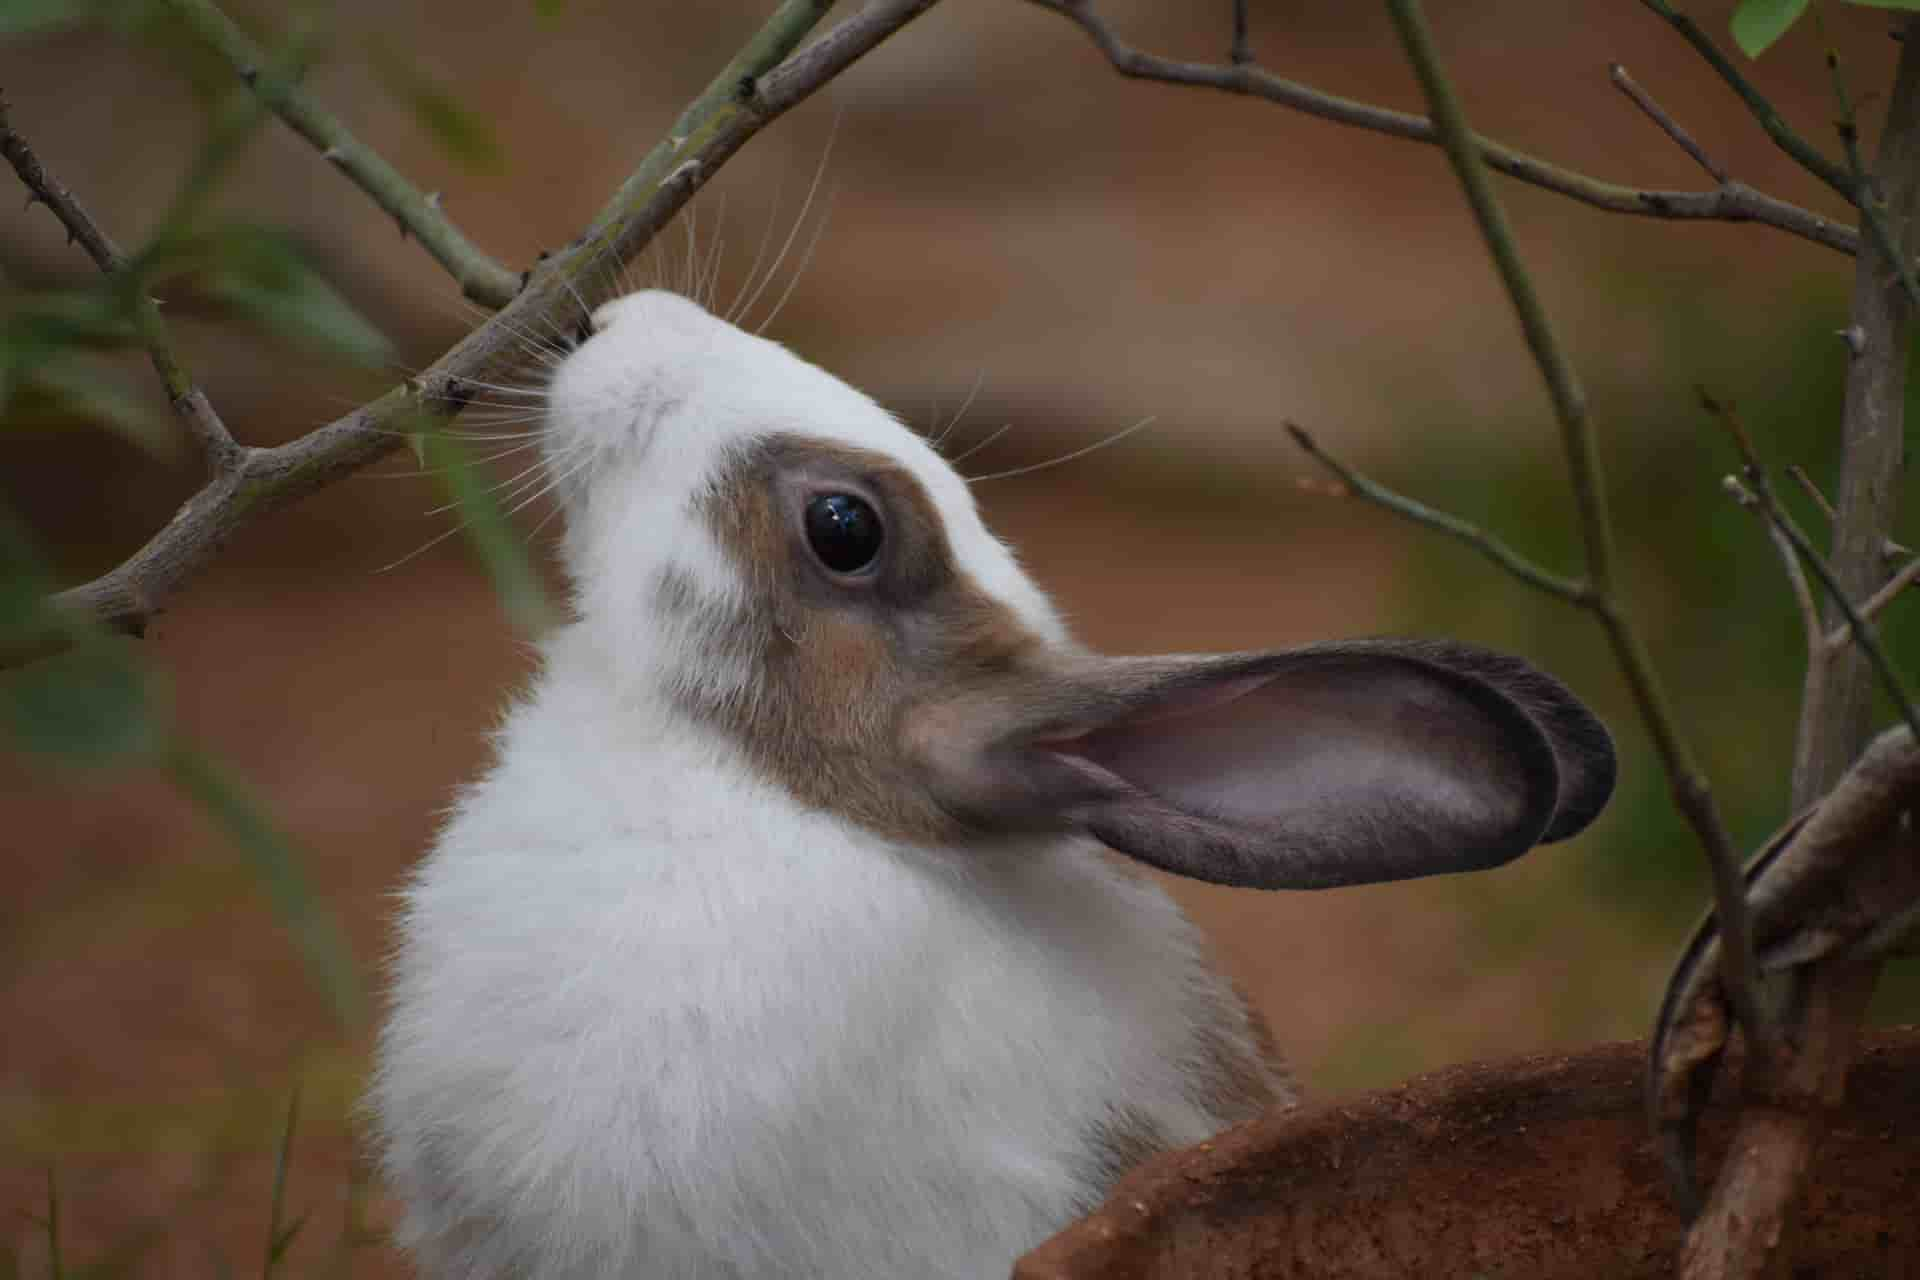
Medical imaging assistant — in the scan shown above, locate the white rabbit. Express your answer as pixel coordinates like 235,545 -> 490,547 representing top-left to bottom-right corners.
369,288 -> 1614,1279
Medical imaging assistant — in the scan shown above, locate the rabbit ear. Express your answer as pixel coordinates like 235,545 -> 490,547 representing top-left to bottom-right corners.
915,640 -> 1613,890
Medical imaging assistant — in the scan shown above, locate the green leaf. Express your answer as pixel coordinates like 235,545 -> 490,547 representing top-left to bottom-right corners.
164,744 -> 364,1029
367,42 -> 507,176
417,429 -> 556,634
0,509 -> 161,764
8,356 -> 171,453
0,640 -> 160,765
533,0 -> 565,16
1731,0 -> 1814,56
263,1087 -> 304,1277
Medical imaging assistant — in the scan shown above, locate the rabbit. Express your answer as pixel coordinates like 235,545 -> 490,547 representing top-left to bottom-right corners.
368,287 -> 1616,1280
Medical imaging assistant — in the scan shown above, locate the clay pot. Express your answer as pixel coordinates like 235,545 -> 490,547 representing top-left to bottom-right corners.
1018,1029 -> 1920,1278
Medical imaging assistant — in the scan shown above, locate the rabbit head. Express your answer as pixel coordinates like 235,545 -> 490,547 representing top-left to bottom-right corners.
539,288 -> 1615,888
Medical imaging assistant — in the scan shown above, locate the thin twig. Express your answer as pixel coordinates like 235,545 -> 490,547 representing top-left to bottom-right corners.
1022,0 -> 1858,256
1788,463 -> 1912,561
1375,0 -> 1774,1053
1703,394 -> 1920,745
1636,0 -> 1857,200
0,98 -> 243,473
1285,424 -> 1587,602
161,0 -> 522,308
0,99 -> 123,271
1230,0 -> 1251,66
1610,63 -> 1730,184
13,0 -> 938,654
1848,554 -> 1920,631
1724,475 -> 1823,657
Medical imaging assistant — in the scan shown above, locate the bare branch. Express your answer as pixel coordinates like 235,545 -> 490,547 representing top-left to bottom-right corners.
1,98 -> 242,474
1610,63 -> 1730,184
1848,554 -> 1920,631
1788,463 -> 1912,561
14,0 -> 938,655
1285,424 -> 1587,603
1371,0 -> 1773,1061
161,0 -> 523,308
1703,392 -> 1920,748
1683,25 -> 1920,1275
1022,0 -> 1858,256
1826,41 -> 1920,311
1635,0 -> 1856,200
1229,0 -> 1251,66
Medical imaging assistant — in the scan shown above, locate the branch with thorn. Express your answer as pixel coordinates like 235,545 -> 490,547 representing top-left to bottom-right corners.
3,0 -> 938,658
162,0 -> 523,308
1022,0 -> 1858,256
0,99 -> 241,476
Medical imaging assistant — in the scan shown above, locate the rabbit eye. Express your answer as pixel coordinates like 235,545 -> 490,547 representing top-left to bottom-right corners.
804,493 -> 883,574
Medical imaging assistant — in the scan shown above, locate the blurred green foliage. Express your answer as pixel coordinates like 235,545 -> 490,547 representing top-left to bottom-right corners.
1734,0 -> 1920,59
2,0 -> 549,1032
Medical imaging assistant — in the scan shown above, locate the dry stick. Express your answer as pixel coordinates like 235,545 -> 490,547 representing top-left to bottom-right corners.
18,0 -> 939,653
1682,19 -> 1920,1280
0,100 -> 241,474
1022,0 -> 1857,255
162,0 -> 522,309
1373,0 -> 1773,1054
1610,63 -> 1730,184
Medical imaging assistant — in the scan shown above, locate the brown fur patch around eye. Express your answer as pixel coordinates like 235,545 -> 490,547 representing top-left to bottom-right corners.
669,433 -> 1044,844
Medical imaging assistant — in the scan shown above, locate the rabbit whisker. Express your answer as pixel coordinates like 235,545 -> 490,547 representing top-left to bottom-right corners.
965,416 -> 1157,483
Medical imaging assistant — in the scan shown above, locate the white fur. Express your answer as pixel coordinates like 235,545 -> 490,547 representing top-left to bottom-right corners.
371,291 -> 1261,1278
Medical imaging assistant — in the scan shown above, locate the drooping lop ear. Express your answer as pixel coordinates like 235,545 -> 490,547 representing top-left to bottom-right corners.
912,639 -> 1615,890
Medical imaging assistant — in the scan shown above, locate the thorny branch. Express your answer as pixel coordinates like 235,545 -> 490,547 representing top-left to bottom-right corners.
8,0 -> 939,655
1022,0 -> 1858,256
0,99 -> 241,474
162,0 -> 523,308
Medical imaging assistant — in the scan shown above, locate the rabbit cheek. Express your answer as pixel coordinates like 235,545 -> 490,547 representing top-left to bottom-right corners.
672,435 -> 1046,845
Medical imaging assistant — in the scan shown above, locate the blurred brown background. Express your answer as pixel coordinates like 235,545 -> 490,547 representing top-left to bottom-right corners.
5,0 -> 1918,1274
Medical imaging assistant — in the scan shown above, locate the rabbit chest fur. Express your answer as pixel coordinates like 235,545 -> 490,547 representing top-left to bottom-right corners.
371,288 -> 1613,1279
375,648 -> 1279,1279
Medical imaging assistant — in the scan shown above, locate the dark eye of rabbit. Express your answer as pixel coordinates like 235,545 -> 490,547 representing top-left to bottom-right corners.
804,493 -> 884,573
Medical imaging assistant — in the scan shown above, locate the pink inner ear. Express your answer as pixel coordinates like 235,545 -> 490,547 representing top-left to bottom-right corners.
1073,672 -> 1528,834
